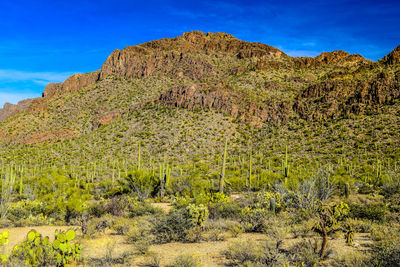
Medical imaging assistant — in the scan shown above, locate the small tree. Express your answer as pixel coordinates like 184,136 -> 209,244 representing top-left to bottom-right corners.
313,202 -> 349,259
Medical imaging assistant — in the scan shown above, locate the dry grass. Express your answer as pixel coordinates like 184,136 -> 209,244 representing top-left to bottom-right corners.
0,225 -> 373,266
150,202 -> 172,213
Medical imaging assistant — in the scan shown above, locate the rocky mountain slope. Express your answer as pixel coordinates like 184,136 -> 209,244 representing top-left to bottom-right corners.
0,31 -> 399,167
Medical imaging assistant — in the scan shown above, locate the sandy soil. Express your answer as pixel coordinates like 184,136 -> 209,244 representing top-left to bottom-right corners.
0,225 -> 372,266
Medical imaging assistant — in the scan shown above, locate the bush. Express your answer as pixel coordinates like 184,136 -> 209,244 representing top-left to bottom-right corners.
208,201 -> 242,219
349,203 -> 386,222
7,200 -> 45,223
228,222 -> 244,238
171,254 -> 202,267
104,197 -> 126,216
112,217 -> 133,235
344,218 -> 373,233
146,252 -> 161,267
372,233 -> 400,267
331,251 -> 371,267
240,207 -> 268,232
223,240 -> 286,266
152,205 -> 208,243
288,240 -> 320,267
126,218 -> 152,244
87,202 -> 105,218
133,238 -> 152,255
128,201 -> 163,218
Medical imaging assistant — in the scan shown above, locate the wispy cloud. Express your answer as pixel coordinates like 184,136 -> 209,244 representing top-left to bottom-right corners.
0,92 -> 39,107
0,69 -> 73,85
0,69 -> 74,107
282,49 -> 321,58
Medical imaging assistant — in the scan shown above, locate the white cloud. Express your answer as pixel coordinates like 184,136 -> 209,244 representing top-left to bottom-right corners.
0,69 -> 73,85
0,69 -> 75,107
0,92 -> 39,107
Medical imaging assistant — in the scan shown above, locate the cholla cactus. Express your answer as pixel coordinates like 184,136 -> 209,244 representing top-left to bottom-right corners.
313,202 -> 349,258
344,224 -> 354,246
186,204 -> 209,227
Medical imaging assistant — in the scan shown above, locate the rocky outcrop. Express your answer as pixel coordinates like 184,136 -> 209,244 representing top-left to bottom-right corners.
99,48 -> 216,80
294,71 -> 400,120
93,111 -> 121,128
381,45 -> 400,65
0,99 -> 33,122
99,31 -> 286,80
42,71 -> 100,98
158,84 -> 289,127
22,129 -> 76,144
293,50 -> 369,68
42,31 -> 288,99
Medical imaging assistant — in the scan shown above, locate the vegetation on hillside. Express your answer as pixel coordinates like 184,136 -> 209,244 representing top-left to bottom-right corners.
0,32 -> 399,266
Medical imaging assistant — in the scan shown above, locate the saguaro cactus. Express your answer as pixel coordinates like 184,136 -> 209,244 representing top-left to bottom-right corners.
270,198 -> 276,215
344,182 -> 350,198
219,138 -> 228,193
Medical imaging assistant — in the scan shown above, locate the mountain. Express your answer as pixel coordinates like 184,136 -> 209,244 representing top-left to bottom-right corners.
0,31 -> 399,168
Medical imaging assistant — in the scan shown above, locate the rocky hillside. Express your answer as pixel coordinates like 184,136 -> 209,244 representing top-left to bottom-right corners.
0,31 -> 399,166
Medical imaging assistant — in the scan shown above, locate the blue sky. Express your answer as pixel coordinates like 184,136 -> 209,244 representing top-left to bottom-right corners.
1,0 -> 399,106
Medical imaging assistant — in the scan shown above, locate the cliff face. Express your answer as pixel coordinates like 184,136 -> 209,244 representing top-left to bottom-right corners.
157,84 -> 289,127
41,31 -> 287,100
42,71 -> 100,98
294,71 -> 400,120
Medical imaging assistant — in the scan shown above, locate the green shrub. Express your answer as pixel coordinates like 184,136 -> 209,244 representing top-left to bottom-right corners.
152,205 -> 208,243
186,204 -> 209,227
171,254 -> 202,267
126,220 -> 152,245
371,229 -> 400,267
112,217 -> 133,235
344,218 -> 373,233
128,200 -> 163,217
240,207 -> 268,232
133,238 -> 152,255
228,222 -> 244,237
87,201 -> 105,218
146,252 -> 161,267
223,240 -> 286,266
288,240 -> 320,267
208,201 -> 242,219
7,200 -> 45,223
331,251 -> 371,267
349,203 -> 386,222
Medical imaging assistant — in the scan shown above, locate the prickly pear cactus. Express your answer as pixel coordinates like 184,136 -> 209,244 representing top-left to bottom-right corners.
0,231 -> 9,263
11,229 -> 82,266
12,230 -> 54,266
53,229 -> 82,266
